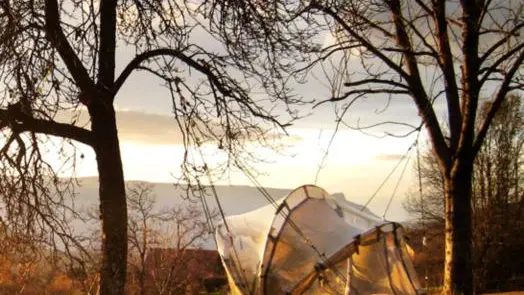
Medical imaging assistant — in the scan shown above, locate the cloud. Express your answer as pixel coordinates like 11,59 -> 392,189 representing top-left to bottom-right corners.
54,109 -> 302,146
115,111 -> 304,145
116,111 -> 186,144
374,154 -> 404,161
280,134 -> 303,144
54,109 -> 186,145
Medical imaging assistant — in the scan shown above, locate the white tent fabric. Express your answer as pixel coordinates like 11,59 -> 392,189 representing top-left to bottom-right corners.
216,185 -> 423,295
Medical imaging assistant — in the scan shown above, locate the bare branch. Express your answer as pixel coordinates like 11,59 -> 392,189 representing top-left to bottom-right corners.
311,3 -> 410,81
0,108 -> 93,146
115,48 -> 216,95
432,0 -> 462,152
97,0 -> 117,91
315,88 -> 409,107
44,0 -> 97,97
479,22 -> 524,64
479,43 -> 524,87
473,48 -> 524,156
343,78 -> 409,89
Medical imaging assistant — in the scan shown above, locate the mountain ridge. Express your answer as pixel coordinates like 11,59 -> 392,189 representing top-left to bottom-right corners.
71,177 -> 380,217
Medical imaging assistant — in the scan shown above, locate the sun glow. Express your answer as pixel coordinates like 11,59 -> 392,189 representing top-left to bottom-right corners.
16,126 -> 414,220
69,128 -> 409,185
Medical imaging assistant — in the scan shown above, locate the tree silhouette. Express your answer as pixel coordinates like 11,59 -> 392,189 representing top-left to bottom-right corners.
0,1 -> 292,294
404,95 -> 524,291
206,1 -> 524,294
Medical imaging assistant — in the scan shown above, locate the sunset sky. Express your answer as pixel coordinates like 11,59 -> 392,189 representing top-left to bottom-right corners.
48,39 -> 430,222
67,113 -> 422,222
10,22 -> 458,224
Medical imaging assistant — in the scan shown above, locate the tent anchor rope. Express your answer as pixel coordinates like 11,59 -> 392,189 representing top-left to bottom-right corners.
382,146 -> 414,220
416,137 -> 429,288
361,130 -> 422,220
359,141 -> 415,212
192,142 -> 251,289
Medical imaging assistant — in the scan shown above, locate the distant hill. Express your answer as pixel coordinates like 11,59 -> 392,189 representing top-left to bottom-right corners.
72,177 -> 381,217
70,177 -> 382,249
71,177 -> 292,216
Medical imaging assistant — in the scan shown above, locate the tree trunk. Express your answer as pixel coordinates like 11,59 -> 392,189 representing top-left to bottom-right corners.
140,254 -> 146,295
443,161 -> 474,295
91,103 -> 128,295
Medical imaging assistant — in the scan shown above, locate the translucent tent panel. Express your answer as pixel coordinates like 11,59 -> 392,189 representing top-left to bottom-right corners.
260,198 -> 359,293
302,259 -> 349,294
216,201 -> 277,289
347,224 -> 423,295
290,224 -> 423,295
216,185 -> 423,295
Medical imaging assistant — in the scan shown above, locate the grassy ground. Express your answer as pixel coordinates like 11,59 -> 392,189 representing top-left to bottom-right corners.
482,292 -> 524,295
425,288 -> 524,295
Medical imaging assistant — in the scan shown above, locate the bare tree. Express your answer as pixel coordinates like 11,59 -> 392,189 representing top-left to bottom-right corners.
125,182 -> 214,295
126,182 -> 162,295
3,1 -> 522,294
205,1 -> 524,294
0,221 -> 93,295
470,95 -> 523,291
0,1 -> 292,294
0,239 -> 41,295
403,146 -> 446,225
404,95 -> 524,291
146,207 -> 213,295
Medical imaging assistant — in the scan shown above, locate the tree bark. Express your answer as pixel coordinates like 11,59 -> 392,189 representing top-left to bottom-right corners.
140,251 -> 146,295
91,102 -> 127,295
443,160 -> 474,295
140,269 -> 146,295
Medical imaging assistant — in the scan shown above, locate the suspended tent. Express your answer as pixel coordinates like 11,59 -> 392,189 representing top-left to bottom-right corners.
216,185 -> 423,295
